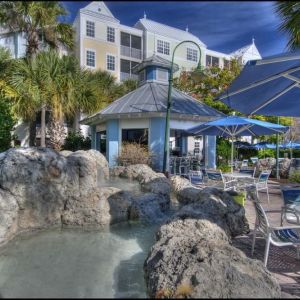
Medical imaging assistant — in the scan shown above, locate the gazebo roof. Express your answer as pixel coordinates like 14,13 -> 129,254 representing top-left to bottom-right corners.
81,82 -> 224,125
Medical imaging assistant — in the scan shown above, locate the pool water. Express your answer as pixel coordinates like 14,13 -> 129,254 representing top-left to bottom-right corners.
0,222 -> 158,298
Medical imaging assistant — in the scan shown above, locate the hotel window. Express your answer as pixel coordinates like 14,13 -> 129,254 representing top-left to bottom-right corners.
157,39 -> 170,55
206,55 -> 219,67
107,26 -> 115,43
107,54 -> 115,71
187,48 -> 198,62
157,68 -> 169,81
86,50 -> 95,67
86,20 -> 95,37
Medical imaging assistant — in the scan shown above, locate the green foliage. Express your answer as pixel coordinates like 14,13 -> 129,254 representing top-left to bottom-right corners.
257,149 -> 276,158
0,1 -> 74,57
289,171 -> 300,183
174,59 -> 242,114
218,164 -> 231,173
63,130 -> 91,152
275,1 -> 300,50
0,98 -> 16,152
216,137 -> 233,165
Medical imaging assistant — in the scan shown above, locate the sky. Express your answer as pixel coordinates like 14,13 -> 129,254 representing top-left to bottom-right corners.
61,1 -> 289,57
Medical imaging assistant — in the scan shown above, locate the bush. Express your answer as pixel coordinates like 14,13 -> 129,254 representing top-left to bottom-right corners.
63,130 -> 91,151
289,171 -> 300,183
218,164 -> 231,173
116,142 -> 152,166
0,99 -> 16,152
216,137 -> 232,165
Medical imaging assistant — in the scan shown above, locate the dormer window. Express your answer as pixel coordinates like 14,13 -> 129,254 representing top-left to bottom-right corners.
86,20 -> 95,37
157,40 -> 170,55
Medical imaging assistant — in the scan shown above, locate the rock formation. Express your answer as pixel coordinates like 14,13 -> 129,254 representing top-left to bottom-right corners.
144,176 -> 281,298
0,148 -> 170,245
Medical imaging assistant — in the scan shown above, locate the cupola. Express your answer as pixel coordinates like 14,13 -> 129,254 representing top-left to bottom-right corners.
132,55 -> 179,86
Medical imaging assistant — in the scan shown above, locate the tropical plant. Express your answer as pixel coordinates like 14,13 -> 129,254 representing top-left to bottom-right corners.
0,99 -> 16,152
0,46 -> 17,152
0,1 -> 74,146
0,1 -> 74,58
275,1 -> 300,50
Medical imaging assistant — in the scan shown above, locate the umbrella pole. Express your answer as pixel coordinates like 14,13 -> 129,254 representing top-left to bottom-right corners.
276,117 -> 280,179
231,137 -> 234,173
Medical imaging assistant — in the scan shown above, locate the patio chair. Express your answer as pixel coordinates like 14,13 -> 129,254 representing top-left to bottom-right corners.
179,157 -> 190,177
241,159 -> 249,167
250,191 -> 300,267
239,167 -> 256,177
246,170 -> 271,203
206,169 -> 237,191
250,157 -> 259,165
280,186 -> 300,226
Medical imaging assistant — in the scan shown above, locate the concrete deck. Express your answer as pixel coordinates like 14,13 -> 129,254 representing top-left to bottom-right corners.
232,180 -> 300,297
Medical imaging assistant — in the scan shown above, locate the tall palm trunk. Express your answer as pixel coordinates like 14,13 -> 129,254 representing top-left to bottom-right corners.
40,104 -> 46,147
27,34 -> 40,147
72,110 -> 81,132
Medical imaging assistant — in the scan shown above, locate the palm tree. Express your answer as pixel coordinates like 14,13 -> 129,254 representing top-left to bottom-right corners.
0,1 -> 74,146
276,2 -> 300,50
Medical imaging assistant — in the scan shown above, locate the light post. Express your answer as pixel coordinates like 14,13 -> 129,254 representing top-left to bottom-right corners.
162,40 -> 202,176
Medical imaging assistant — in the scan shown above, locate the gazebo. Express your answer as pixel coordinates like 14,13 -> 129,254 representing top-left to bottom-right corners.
81,55 -> 223,171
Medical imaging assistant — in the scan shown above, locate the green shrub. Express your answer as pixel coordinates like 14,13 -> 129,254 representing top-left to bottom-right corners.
289,171 -> 300,183
218,164 -> 231,173
0,99 -> 16,152
63,130 -> 91,151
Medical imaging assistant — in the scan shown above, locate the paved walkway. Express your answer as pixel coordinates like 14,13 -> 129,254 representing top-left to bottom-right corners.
232,180 -> 300,297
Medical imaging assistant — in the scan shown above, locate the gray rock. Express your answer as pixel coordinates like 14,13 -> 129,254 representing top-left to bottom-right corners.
0,148 -> 111,244
170,176 -> 249,237
110,164 -> 171,198
144,225 -> 281,298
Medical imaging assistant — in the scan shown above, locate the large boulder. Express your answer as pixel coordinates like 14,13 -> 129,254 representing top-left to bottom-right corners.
170,176 -> 249,237
144,219 -> 281,298
0,147 -> 124,245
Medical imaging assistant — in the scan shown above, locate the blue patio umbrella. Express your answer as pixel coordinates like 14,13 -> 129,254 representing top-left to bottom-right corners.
252,142 -> 277,149
280,141 -> 300,149
216,50 -> 300,177
217,50 -> 300,117
186,115 -> 288,172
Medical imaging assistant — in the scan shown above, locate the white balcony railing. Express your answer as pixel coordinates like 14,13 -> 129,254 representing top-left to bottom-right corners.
120,72 -> 139,82
120,45 -> 142,60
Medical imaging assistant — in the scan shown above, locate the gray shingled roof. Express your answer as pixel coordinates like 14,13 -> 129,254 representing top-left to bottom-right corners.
132,55 -> 179,73
81,82 -> 224,125
134,18 -> 206,48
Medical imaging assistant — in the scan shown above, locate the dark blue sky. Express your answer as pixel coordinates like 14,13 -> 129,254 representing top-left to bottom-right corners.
61,1 -> 289,57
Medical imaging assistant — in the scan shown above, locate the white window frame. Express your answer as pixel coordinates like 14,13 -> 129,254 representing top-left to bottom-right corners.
106,54 -> 116,71
156,68 -> 169,82
86,20 -> 95,38
187,48 -> 198,62
107,26 -> 115,43
86,49 -> 96,68
157,39 -> 170,55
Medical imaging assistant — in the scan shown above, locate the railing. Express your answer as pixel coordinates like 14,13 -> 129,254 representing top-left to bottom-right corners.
120,45 -> 142,60
120,72 -> 138,82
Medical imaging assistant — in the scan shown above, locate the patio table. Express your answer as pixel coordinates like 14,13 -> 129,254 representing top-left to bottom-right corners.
223,172 -> 253,179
